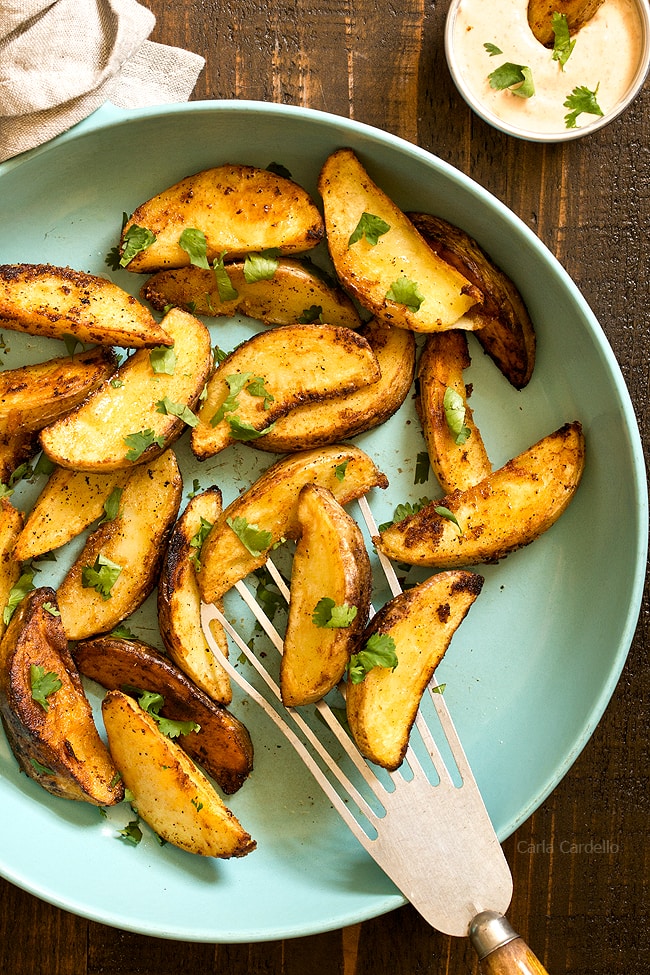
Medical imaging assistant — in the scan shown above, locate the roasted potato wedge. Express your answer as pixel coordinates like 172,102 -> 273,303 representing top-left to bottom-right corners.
252,320 -> 416,452
527,0 -> 604,45
102,690 -> 255,857
0,498 -> 24,640
377,421 -> 585,567
281,485 -> 372,706
158,487 -> 232,705
56,449 -> 183,641
40,308 -> 212,471
318,149 -> 481,332
119,163 -> 324,272
346,571 -> 483,770
0,264 -> 171,347
0,347 -> 119,440
191,323 -> 381,460
0,433 -> 37,485
72,636 -> 253,794
141,258 -> 362,329
416,331 -> 492,493
199,444 -> 388,603
13,468 -> 131,562
408,213 -> 536,389
0,587 -> 123,804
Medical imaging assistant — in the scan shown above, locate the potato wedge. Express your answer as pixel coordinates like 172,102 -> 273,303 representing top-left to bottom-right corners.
191,323 -> 381,460
72,636 -> 253,794
0,347 -> 118,440
40,308 -> 212,471
318,149 -> 481,332
0,433 -> 36,486
0,264 -> 171,347
346,571 -> 483,770
527,0 -> 604,46
0,498 -> 24,641
141,258 -> 362,329
158,487 -> 232,705
119,164 -> 324,272
102,690 -> 255,857
56,449 -> 183,641
281,485 -> 372,706
252,320 -> 416,452
13,468 -> 131,562
377,421 -> 585,567
408,213 -> 536,389
0,587 -> 123,804
416,331 -> 492,493
199,444 -> 388,602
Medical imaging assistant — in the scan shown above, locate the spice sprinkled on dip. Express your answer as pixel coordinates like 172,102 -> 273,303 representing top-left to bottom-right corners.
448,0 -> 644,136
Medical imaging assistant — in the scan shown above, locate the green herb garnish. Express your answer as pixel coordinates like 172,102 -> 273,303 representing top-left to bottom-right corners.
348,212 -> 391,247
348,633 -> 398,684
488,62 -> 535,98
179,227 -> 210,269
386,278 -> 425,312
243,251 -> 280,282
156,396 -> 199,428
551,13 -> 576,69
564,84 -> 603,128
312,597 -> 358,629
81,553 -> 123,600
226,516 -> 273,557
149,345 -> 177,375
443,387 -> 471,445
30,664 -> 62,711
119,225 -> 156,267
123,429 -> 165,462
189,516 -> 213,571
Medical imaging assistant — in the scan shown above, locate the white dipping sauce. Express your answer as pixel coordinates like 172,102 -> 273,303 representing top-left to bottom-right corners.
451,0 -> 643,134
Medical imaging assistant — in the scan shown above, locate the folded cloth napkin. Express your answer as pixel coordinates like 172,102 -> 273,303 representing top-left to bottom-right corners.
0,0 -> 205,162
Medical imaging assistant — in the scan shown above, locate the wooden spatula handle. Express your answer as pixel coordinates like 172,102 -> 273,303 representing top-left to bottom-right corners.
469,912 -> 550,975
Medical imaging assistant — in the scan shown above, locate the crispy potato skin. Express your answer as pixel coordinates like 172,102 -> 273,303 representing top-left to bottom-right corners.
281,485 -> 372,706
158,487 -> 232,705
252,319 -> 416,452
191,323 -> 381,459
102,690 -> 255,857
319,149 -> 482,332
121,164 -> 324,272
198,444 -> 388,602
346,571 -> 483,770
40,308 -> 212,471
377,422 -> 585,567
72,636 -> 253,794
408,213 -> 536,389
527,0 -> 605,45
0,498 -> 24,641
416,331 -> 492,493
56,450 -> 183,641
0,588 -> 124,804
0,264 -> 170,347
141,258 -> 362,330
0,433 -> 37,485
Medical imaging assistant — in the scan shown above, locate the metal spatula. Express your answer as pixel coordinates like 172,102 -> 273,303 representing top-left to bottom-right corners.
200,495 -> 550,974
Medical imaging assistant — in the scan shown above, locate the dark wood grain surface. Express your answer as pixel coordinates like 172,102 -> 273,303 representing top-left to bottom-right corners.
1,2 -> 648,973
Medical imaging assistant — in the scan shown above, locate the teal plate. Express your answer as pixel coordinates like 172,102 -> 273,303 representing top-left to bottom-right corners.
0,101 -> 646,942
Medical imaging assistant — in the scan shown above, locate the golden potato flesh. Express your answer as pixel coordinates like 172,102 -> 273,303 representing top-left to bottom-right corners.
0,497 -> 23,641
377,422 -> 585,568
346,571 -> 483,770
102,690 -> 255,857
281,485 -> 372,706
120,164 -> 324,272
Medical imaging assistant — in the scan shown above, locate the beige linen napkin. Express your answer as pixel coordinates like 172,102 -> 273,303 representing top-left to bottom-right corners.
0,0 -> 205,162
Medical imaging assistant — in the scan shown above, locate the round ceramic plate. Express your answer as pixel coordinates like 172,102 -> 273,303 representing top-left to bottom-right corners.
0,101 -> 646,942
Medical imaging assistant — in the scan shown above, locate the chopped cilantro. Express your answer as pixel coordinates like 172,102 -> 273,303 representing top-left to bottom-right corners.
119,225 -> 156,267
3,566 -> 36,624
42,601 -> 60,617
434,505 -> 463,533
226,516 -> 273,557
334,461 -> 348,482
137,690 -> 199,738
564,84 -> 603,128
179,227 -> 210,269
298,304 -> 323,324
110,623 -> 137,639
156,396 -> 199,428
312,597 -> 358,629
63,333 -> 86,357
211,372 -> 255,426
348,633 -> 398,684
551,13 -> 576,69
488,62 -> 535,98
245,376 -> 274,410
99,486 -> 123,525
30,664 -> 62,711
386,278 -> 425,312
443,387 -> 471,445
189,516 -> 213,571
484,42 -> 503,56
118,819 -> 143,846
252,566 -> 287,621
378,498 -> 431,532
243,251 -> 280,282
348,212 -> 391,247
123,428 -> 165,462
227,416 -> 276,441
415,451 -> 430,484
149,345 -> 176,375
30,758 -> 55,776
81,553 -> 122,600
213,253 -> 239,302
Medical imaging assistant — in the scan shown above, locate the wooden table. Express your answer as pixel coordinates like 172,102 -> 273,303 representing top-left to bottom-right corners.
1,2 -> 648,972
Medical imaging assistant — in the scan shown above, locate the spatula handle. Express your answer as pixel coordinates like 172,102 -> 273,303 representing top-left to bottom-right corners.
470,912 -> 550,975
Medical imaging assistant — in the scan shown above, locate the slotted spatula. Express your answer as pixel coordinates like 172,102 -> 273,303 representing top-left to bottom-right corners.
200,495 -> 550,973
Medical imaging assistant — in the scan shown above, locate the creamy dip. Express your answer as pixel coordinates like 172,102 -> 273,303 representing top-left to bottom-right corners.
450,0 -> 644,135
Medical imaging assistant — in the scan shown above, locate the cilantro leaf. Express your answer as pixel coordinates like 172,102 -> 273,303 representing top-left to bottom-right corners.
415,451 -> 430,485
378,498 -> 431,532
3,566 -> 36,624
243,251 -> 280,282
226,516 -> 273,557
434,505 -> 463,533
334,461 -> 348,482
245,376 -> 275,410
99,486 -> 123,525
227,415 -> 276,441
156,396 -> 199,428
210,372 -> 254,426
312,597 -> 358,628
488,62 -> 535,98
149,345 -> 177,375
348,212 -> 391,247
348,633 -> 398,684
30,664 -> 62,711
443,387 -> 471,445
123,429 -> 165,462
386,278 -> 425,312
484,42 -> 503,56
564,84 -> 603,128
213,253 -> 239,302
179,227 -> 210,269
42,601 -> 60,616
189,516 -> 213,571
297,304 -> 323,324
252,566 -> 287,621
118,819 -> 143,846
119,225 -> 156,267
81,553 -> 122,600
136,689 -> 200,738
551,12 -> 576,69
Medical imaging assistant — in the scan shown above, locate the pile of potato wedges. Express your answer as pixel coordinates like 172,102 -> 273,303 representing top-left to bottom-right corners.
0,149 -> 585,856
